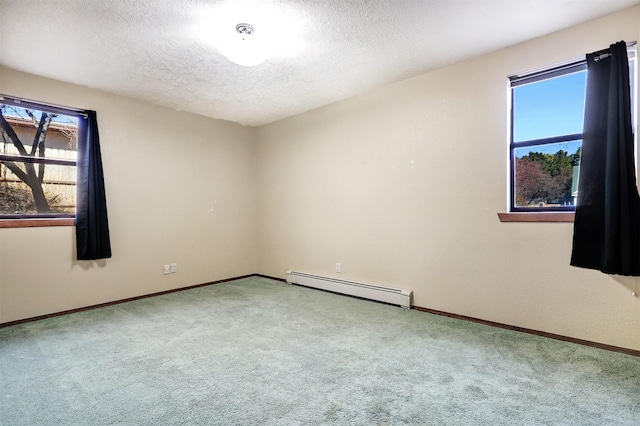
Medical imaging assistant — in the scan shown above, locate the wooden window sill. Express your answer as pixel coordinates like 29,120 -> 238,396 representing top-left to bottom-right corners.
498,212 -> 574,222
0,218 -> 75,228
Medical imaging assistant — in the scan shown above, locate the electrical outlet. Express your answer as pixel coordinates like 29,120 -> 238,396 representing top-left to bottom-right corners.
170,263 -> 177,273
163,264 -> 171,275
336,263 -> 341,273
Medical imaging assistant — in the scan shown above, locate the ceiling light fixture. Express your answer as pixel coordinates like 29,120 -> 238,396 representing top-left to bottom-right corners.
218,23 -> 271,67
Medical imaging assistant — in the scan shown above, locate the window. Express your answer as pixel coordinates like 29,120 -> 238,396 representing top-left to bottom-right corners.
510,63 -> 586,212
508,48 -> 636,213
0,97 -> 79,219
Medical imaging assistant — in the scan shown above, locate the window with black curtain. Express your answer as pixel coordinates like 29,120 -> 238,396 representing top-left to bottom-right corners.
508,44 -> 636,216
0,95 -> 111,260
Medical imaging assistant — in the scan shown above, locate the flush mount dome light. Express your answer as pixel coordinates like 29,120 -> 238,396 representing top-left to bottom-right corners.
218,23 -> 271,66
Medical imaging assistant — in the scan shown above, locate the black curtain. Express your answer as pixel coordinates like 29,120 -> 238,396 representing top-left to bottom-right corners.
76,110 -> 112,260
571,41 -> 639,275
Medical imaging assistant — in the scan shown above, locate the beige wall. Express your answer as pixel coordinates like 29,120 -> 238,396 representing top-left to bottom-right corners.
255,6 -> 640,351
0,67 -> 257,323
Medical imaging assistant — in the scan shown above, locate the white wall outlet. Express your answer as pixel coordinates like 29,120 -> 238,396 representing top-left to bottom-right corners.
163,264 -> 171,275
336,263 -> 341,273
170,263 -> 177,273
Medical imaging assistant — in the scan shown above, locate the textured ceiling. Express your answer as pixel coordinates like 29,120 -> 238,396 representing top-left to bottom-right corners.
1,0 -> 639,127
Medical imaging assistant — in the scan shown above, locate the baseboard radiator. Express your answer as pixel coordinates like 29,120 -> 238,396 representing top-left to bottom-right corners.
286,270 -> 412,309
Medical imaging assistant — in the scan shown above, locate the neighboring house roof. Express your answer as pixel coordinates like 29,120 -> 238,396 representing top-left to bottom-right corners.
1,115 -> 77,151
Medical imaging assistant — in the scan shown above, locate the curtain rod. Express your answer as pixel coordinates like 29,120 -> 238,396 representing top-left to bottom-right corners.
0,94 -> 88,118
581,40 -> 636,62
591,41 -> 637,62
508,40 -> 637,80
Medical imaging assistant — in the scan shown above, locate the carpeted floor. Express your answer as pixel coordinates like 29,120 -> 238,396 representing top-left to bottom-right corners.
1,276 -> 639,425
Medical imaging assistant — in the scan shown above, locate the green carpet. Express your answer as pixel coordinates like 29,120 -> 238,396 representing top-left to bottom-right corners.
1,276 -> 639,425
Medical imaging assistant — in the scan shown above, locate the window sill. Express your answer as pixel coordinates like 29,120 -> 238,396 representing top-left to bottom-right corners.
498,212 -> 575,222
0,218 -> 75,228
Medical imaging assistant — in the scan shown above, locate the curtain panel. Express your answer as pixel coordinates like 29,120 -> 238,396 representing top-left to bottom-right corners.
571,41 -> 640,275
76,110 -> 112,260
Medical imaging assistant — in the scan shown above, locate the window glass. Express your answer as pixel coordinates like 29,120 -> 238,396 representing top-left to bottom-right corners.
513,141 -> 581,208
510,67 -> 586,211
0,103 -> 78,217
513,71 -> 586,142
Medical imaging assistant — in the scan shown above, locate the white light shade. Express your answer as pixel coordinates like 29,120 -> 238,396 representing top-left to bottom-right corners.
218,23 -> 271,67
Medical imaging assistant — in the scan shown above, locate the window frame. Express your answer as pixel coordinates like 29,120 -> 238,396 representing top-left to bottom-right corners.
0,95 -> 83,225
508,61 -> 587,213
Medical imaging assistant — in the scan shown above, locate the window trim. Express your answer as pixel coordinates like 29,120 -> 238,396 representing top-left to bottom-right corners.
0,218 -> 74,228
497,212 -> 574,223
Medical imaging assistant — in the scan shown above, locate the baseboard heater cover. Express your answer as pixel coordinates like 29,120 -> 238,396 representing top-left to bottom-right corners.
286,270 -> 412,309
